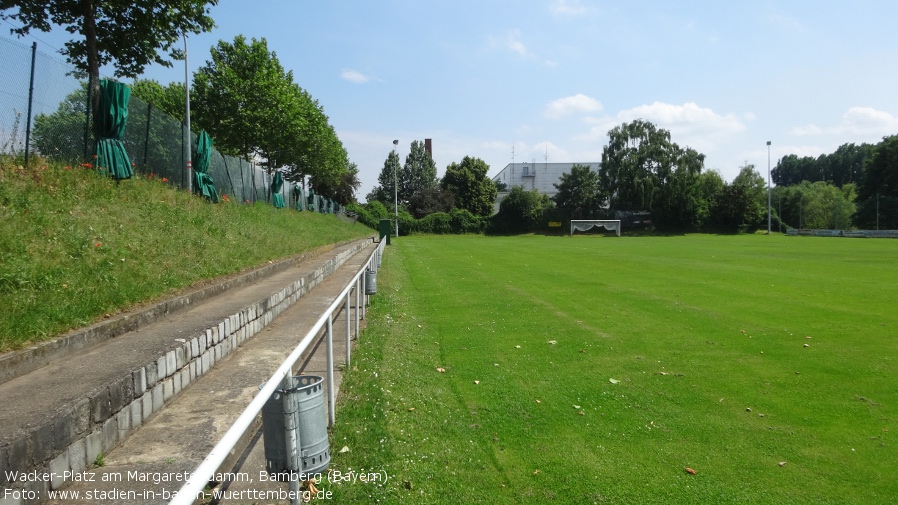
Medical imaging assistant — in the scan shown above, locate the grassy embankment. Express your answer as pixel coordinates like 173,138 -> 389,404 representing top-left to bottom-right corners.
0,160 -> 371,351
329,234 -> 898,504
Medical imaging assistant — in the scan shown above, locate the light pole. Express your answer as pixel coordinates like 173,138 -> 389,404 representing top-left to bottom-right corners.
767,140 -> 772,234
393,139 -> 399,238
184,33 -> 192,194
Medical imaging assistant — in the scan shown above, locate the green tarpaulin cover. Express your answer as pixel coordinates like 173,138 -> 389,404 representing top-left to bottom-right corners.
193,131 -> 218,203
271,172 -> 285,208
308,188 -> 318,212
292,185 -> 305,211
95,80 -> 133,180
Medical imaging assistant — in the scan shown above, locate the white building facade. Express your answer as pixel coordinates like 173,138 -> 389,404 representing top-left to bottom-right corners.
491,162 -> 600,213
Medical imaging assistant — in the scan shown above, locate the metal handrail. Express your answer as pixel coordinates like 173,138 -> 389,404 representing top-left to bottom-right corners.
169,238 -> 386,505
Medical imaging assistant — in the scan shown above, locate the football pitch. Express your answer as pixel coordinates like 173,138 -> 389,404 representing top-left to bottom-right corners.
329,234 -> 898,504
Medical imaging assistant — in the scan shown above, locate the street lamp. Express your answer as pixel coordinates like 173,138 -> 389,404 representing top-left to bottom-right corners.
767,141 -> 772,234
184,33 -> 192,194
393,139 -> 399,238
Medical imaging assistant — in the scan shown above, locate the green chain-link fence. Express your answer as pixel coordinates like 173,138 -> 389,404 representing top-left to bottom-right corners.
1,35 -> 343,213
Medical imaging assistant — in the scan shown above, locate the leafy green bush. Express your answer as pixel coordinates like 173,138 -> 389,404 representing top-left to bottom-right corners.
488,186 -> 554,234
416,212 -> 452,234
449,208 -> 487,234
346,202 -> 377,229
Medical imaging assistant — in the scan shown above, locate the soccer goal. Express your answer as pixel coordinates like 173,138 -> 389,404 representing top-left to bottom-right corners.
570,220 -> 621,237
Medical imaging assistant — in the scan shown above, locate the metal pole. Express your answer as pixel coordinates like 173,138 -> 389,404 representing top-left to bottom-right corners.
184,33 -> 193,194
83,77 -> 92,161
325,317 -> 335,427
767,141 -> 772,234
24,42 -> 36,168
344,291 -> 351,367
393,139 -> 399,238
355,277 -> 360,332
143,102 -> 152,168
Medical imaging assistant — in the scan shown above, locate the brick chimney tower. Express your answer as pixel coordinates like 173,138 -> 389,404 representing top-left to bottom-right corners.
425,138 -> 432,158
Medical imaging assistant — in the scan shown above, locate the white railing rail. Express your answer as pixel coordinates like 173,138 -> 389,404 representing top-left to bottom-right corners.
169,238 -> 386,505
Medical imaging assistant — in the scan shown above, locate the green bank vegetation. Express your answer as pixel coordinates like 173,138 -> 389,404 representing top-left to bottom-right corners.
0,159 -> 369,351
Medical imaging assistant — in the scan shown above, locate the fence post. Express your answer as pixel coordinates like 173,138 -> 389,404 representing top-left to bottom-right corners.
355,277 -> 361,332
345,291 -> 351,367
325,316 -> 335,427
143,102 -> 151,168
24,42 -> 36,167
83,77 -> 92,161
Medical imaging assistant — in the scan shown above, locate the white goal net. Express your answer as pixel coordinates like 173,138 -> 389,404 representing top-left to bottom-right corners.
570,220 -> 621,237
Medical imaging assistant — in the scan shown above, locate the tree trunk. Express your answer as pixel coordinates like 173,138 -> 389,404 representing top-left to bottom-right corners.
82,0 -> 101,141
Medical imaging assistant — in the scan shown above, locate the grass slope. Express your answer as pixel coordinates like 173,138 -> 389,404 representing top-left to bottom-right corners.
330,234 -> 898,504
0,162 -> 371,350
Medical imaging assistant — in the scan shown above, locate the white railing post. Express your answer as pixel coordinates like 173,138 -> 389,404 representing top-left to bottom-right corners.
168,241 -> 383,505
325,316 -> 335,427
355,277 -> 360,332
344,291 -> 351,367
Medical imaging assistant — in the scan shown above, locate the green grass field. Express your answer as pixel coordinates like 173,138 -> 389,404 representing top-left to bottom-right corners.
329,234 -> 898,504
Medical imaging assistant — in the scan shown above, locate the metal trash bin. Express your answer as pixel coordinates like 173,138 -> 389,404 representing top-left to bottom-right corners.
364,269 -> 377,295
261,375 -> 331,475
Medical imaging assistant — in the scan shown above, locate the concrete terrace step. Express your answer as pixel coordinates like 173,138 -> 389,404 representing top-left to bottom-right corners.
0,238 -> 376,505
45,240 -> 373,505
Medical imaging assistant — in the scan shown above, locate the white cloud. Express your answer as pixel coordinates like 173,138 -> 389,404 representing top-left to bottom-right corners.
545,93 -> 603,119
622,101 -> 746,134
577,101 -> 746,150
488,29 -> 537,58
340,68 -> 373,83
789,107 -> 898,137
506,29 -> 530,57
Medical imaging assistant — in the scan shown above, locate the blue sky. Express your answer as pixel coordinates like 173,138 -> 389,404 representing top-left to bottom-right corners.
13,0 -> 898,199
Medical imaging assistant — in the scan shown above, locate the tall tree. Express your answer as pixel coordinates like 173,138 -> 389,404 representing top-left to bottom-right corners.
776,181 -> 857,230
711,164 -> 766,230
1,0 -> 216,136
552,163 -> 605,221
31,83 -> 88,161
772,143 -> 873,188
599,119 -> 707,228
400,140 -> 437,204
131,79 -> 186,122
695,170 -> 725,229
441,156 -> 497,217
192,36 -> 294,164
407,187 -> 455,218
600,119 -> 666,211
310,161 -> 360,205
492,186 -> 554,234
369,150 -> 401,204
854,135 -> 898,229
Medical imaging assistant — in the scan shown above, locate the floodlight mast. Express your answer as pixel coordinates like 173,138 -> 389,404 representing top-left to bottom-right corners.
393,139 -> 399,238
184,33 -> 192,194
767,141 -> 772,234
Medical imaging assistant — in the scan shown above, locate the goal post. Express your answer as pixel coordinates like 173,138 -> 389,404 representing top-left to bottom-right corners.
570,220 -> 621,237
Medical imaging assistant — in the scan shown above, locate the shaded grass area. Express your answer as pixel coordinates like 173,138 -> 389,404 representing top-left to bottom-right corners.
0,161 -> 371,350
330,234 -> 898,504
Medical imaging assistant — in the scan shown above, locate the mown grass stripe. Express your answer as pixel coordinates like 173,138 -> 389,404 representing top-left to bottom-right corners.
331,234 -> 897,504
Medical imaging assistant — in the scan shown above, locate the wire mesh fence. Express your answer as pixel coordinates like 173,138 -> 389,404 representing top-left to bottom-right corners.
0,35 -> 341,213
